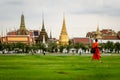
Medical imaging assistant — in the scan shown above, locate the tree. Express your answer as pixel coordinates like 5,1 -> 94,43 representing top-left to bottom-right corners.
59,45 -> 65,53
30,44 -> 38,54
24,44 -> 31,53
114,42 -> 120,53
106,41 -> 114,53
0,43 -> 4,51
74,42 -> 84,53
1,43 -> 7,54
37,43 -> 47,53
65,45 -> 72,53
15,42 -> 25,53
48,42 -> 57,53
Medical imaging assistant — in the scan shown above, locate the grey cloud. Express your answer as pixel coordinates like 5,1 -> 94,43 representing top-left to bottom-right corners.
68,0 -> 120,17
103,8 -> 120,16
2,0 -> 25,5
0,0 -> 120,18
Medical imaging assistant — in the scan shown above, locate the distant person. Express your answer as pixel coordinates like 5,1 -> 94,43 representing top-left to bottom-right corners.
43,51 -> 45,55
91,39 -> 102,62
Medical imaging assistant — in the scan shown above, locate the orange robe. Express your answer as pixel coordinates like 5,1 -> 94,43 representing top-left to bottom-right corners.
92,42 -> 101,60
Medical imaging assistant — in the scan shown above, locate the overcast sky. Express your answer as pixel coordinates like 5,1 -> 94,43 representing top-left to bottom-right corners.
0,0 -> 120,39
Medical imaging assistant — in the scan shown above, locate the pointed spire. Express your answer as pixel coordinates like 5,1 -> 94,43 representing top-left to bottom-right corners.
41,13 -> 45,31
61,15 -> 67,35
20,14 -> 26,30
59,15 -> 69,45
36,13 -> 48,43
96,24 -> 101,35
50,30 -> 52,39
42,19 -> 45,31
18,14 -> 28,35
95,24 -> 102,39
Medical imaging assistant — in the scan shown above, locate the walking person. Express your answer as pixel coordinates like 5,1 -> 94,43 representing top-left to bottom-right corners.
91,39 -> 102,62
43,50 -> 46,55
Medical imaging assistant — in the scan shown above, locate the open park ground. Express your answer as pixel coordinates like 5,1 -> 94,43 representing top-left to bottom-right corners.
0,53 -> 120,80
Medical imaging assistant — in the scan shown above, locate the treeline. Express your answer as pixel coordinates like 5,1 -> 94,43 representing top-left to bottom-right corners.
0,41 -> 120,54
100,41 -> 120,53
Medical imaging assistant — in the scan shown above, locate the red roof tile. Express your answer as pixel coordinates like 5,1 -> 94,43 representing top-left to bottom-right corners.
73,38 -> 93,44
103,36 -> 119,40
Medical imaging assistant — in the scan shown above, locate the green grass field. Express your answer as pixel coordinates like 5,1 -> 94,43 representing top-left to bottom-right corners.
0,54 -> 120,80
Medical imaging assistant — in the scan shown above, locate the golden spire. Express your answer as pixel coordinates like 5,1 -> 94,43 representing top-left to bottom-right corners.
95,24 -> 102,39
61,16 -> 67,35
20,14 -> 26,30
96,24 -> 101,35
59,15 -> 69,45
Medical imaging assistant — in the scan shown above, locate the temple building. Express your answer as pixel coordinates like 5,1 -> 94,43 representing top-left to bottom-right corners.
59,16 -> 69,45
36,18 -> 48,43
71,37 -> 93,45
1,14 -> 34,44
86,26 -> 120,43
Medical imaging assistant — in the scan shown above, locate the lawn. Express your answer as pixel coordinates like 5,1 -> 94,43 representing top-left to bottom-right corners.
0,54 -> 120,80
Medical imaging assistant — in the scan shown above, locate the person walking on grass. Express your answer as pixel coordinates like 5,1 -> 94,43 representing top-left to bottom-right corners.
91,39 -> 102,62
43,50 -> 46,55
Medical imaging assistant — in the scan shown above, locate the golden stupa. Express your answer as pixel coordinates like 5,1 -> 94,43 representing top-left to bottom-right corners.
59,16 -> 69,45
95,25 -> 102,39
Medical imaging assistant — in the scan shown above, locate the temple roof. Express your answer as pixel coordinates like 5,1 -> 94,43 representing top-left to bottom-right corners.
72,37 -> 93,45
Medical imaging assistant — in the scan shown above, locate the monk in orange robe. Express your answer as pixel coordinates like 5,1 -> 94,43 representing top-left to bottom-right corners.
92,39 -> 101,61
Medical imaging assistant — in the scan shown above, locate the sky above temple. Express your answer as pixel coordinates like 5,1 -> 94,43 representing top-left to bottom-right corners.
0,0 -> 120,39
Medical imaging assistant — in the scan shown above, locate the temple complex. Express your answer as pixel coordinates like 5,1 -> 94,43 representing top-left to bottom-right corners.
1,14 -> 34,44
59,16 -> 69,45
1,14 -> 119,45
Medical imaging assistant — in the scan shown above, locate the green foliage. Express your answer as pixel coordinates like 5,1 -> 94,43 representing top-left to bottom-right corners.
101,41 -> 120,53
114,42 -> 120,53
0,54 -> 120,80
74,42 -> 86,53
0,40 -> 120,53
48,42 -> 57,52
65,45 -> 72,53
59,45 -> 65,53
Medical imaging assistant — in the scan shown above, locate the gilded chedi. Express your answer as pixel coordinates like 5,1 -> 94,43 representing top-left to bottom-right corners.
59,16 -> 69,45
